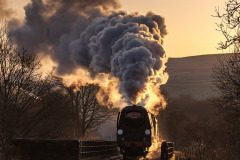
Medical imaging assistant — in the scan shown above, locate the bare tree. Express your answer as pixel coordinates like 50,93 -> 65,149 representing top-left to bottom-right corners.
0,25 -> 53,159
213,54 -> 240,160
214,1 -> 240,159
18,77 -> 74,139
67,84 -> 114,139
215,0 -> 240,50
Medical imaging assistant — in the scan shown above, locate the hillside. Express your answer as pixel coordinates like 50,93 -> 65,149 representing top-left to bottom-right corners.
166,54 -> 220,99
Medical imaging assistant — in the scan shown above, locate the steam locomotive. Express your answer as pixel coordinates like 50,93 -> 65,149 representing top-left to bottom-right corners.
117,105 -> 152,159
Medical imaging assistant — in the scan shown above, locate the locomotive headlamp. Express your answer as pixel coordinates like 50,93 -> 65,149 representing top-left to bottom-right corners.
145,129 -> 151,135
117,129 -> 123,135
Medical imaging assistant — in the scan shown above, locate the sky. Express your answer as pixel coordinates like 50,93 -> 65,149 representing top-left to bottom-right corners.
7,0 -> 226,57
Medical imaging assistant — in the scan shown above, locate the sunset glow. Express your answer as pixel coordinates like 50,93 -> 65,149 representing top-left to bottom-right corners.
1,1 -> 238,160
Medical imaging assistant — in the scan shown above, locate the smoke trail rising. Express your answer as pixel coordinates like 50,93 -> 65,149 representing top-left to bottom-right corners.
68,11 -> 168,112
9,0 -> 120,73
9,0 -> 168,114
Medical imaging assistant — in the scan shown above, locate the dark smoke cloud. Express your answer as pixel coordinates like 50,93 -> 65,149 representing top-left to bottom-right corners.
9,0 -> 120,71
0,0 -> 13,19
68,11 -> 167,100
9,0 -> 167,102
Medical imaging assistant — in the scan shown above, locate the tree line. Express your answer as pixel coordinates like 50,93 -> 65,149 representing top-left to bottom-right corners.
0,26 -> 114,160
160,1 -> 240,159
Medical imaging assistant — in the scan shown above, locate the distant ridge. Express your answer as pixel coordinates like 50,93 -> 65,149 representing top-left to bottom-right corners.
169,53 -> 222,59
166,54 -> 222,99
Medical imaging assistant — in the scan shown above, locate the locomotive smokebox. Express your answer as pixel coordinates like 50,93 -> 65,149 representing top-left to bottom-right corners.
117,105 -> 152,159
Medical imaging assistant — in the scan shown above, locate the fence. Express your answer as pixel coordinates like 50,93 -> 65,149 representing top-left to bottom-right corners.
12,139 -> 121,160
79,141 -> 119,159
12,139 -> 175,160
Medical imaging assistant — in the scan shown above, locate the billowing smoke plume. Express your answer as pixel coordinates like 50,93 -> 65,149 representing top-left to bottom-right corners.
9,0 -> 120,73
9,0 -> 168,114
70,12 -> 167,102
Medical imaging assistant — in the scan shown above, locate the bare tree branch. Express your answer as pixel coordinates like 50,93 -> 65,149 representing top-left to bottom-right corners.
214,1 -> 240,158
66,84 -> 114,139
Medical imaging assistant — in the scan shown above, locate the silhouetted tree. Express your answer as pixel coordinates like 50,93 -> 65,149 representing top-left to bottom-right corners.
214,0 -> 240,158
20,78 -> 74,139
67,84 -> 114,139
0,25 -> 53,160
215,0 -> 240,50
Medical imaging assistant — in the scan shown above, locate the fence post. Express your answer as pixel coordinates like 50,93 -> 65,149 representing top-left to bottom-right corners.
79,140 -> 82,159
160,141 -> 174,160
